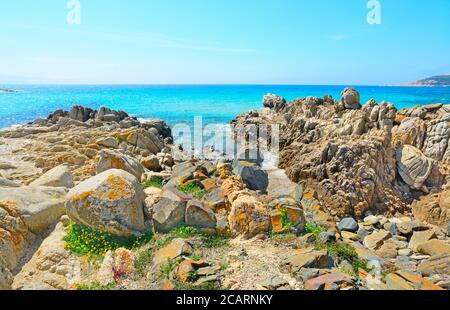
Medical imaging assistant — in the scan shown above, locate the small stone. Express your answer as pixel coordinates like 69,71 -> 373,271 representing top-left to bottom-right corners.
259,276 -> 290,290
341,231 -> 361,241
398,249 -> 412,256
153,239 -> 193,266
397,222 -> 414,236
318,231 -> 336,244
196,265 -> 221,277
363,230 -> 392,250
304,273 -> 353,290
389,223 -> 400,236
295,268 -> 321,282
364,215 -> 379,225
337,217 -> 359,232
357,228 -> 369,239
410,254 -> 431,260
282,250 -> 335,273
376,242 -> 398,259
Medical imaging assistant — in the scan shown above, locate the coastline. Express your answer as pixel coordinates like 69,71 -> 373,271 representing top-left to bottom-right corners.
0,88 -> 449,291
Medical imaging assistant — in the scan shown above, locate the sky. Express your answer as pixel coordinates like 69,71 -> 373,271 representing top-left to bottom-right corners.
0,0 -> 449,85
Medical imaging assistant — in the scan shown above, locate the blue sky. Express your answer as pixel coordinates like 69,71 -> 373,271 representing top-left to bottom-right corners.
0,0 -> 449,85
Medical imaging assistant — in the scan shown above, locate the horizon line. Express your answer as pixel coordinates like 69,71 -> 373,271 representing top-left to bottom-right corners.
0,82 -> 430,88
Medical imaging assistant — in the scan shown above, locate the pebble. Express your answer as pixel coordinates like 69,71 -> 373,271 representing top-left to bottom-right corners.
364,215 -> 379,225
398,248 -> 412,256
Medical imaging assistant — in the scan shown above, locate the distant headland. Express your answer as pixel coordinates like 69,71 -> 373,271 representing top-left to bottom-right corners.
0,89 -> 20,93
405,75 -> 450,87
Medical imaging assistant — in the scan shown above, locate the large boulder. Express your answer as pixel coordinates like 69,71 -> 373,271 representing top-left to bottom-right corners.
140,155 -> 161,172
1,201 -> 32,271
422,118 -> 450,161
262,94 -> 286,111
412,189 -> 450,230
65,169 -> 146,237
233,160 -> 268,193
30,164 -> 74,188
152,198 -> 186,233
12,221 -> 81,290
69,105 -> 96,122
141,119 -> 172,140
185,200 -> 217,229
228,194 -> 270,239
395,145 -> 435,190
123,128 -> 164,155
96,149 -> 145,180
0,185 -> 67,275
340,88 -> 361,110
417,254 -> 450,276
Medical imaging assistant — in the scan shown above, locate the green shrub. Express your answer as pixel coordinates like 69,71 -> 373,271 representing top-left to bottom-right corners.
165,225 -> 229,249
141,177 -> 164,189
160,259 -> 180,279
305,223 -> 325,236
172,225 -> 199,238
63,223 -> 153,258
177,182 -> 205,199
317,241 -> 372,276
189,253 -> 202,261
325,242 -> 358,262
134,249 -> 153,277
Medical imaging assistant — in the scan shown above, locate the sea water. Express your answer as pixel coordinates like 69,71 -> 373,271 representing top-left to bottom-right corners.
1,84 -> 449,129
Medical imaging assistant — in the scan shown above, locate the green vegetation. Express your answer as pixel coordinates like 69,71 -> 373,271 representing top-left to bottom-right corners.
155,225 -> 229,250
305,222 -> 326,236
177,182 -> 206,199
172,225 -> 199,239
160,258 -> 181,279
76,282 -> 117,290
188,253 -> 202,261
279,208 -> 296,229
220,262 -> 231,270
141,177 -> 164,189
134,248 -> 153,277
316,241 -> 371,276
64,222 -> 153,258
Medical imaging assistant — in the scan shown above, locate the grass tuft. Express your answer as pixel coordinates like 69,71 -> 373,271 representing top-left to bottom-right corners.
305,223 -> 326,236
177,182 -> 205,199
141,177 -> 164,189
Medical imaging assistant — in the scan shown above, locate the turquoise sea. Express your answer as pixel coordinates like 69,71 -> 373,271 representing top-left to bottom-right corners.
0,85 -> 449,129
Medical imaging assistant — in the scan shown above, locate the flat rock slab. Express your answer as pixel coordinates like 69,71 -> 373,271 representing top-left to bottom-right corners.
0,185 -> 67,234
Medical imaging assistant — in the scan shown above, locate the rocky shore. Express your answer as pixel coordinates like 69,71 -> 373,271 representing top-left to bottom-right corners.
0,90 -> 449,290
